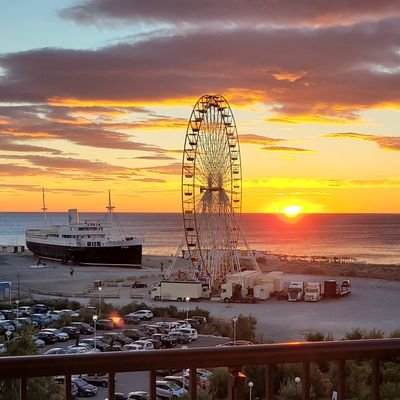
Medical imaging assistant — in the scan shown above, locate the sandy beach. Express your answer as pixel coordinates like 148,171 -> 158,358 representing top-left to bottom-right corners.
0,251 -> 399,343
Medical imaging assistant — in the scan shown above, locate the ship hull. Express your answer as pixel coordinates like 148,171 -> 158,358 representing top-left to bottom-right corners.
26,241 -> 142,267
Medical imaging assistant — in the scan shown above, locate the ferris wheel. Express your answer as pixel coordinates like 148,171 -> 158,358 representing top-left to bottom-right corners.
182,95 -> 245,287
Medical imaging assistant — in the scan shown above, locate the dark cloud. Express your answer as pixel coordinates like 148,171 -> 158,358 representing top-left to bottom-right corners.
0,104 -> 165,152
2,21 -> 400,122
61,0 -> 400,27
326,132 -> 400,152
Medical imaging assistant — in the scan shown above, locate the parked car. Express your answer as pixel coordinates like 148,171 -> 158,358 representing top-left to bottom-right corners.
32,304 -> 49,314
96,319 -> 114,330
66,346 -> 89,354
133,340 -> 154,351
122,314 -> 140,324
176,328 -> 198,341
18,306 -> 32,316
191,315 -> 207,324
70,321 -> 95,334
71,377 -> 97,397
127,391 -> 149,400
102,332 -> 133,346
216,340 -> 254,347
163,376 -> 189,391
59,326 -> 80,339
151,334 -> 177,349
122,328 -> 142,341
129,310 -> 153,320
166,331 -> 191,344
156,380 -> 187,398
41,328 -> 69,341
122,343 -> 145,351
80,373 -> 109,387
131,281 -> 148,288
48,310 -> 63,321
60,309 -> 80,318
80,338 -> 110,352
44,347 -> 67,355
105,393 -> 127,400
30,313 -> 52,327
184,318 -> 200,328
71,382 -> 78,398
36,331 -> 57,344
0,320 -> 15,334
31,336 -> 45,348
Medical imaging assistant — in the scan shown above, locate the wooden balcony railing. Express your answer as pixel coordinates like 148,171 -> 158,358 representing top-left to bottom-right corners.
1,338 -> 400,400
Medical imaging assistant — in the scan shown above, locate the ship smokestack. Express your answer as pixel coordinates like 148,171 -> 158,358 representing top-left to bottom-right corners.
68,209 -> 79,225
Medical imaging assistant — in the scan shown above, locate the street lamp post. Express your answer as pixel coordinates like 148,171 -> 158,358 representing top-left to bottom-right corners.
181,345 -> 188,389
185,297 -> 190,320
248,381 -> 254,400
15,299 -> 20,331
93,314 -> 98,350
98,286 -> 102,316
232,316 -> 238,346
294,376 -> 301,396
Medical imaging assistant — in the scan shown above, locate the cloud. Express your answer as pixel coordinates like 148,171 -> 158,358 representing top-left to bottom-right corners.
133,178 -> 166,183
0,133 -> 63,154
261,146 -> 313,153
246,176 -> 400,189
0,104 -> 166,152
61,0 -> 400,28
240,134 -> 284,146
326,132 -> 400,151
2,19 -> 400,123
137,162 -> 182,175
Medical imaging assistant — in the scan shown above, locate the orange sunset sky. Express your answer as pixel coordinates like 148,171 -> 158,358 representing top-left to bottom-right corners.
1,1 -> 400,213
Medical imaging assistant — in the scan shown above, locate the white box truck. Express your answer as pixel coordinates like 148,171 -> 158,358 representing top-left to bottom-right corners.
150,280 -> 206,301
304,281 -> 322,302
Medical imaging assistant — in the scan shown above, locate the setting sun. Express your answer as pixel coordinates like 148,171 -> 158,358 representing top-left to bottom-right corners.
282,205 -> 303,218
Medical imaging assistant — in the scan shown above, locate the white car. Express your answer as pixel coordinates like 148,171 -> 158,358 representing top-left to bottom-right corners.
133,340 -> 154,350
130,310 -> 153,320
48,310 -> 63,321
123,343 -> 145,351
177,328 -> 198,341
156,380 -> 187,398
66,346 -> 89,354
41,328 -> 69,341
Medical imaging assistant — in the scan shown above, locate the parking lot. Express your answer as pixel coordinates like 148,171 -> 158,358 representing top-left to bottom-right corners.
40,324 -> 227,399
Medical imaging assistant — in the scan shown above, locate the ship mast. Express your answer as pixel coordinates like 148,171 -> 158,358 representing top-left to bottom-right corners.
41,188 -> 47,226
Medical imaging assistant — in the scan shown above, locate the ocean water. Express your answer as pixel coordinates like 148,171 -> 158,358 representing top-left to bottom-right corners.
0,212 -> 399,265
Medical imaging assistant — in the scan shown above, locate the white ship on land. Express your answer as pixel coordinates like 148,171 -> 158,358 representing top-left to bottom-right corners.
25,191 -> 143,267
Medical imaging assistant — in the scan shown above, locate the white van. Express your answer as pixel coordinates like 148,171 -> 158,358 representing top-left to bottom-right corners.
177,328 -> 198,341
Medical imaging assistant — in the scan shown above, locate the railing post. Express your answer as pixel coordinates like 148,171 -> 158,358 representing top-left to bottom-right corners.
302,361 -> 310,400
336,360 -> 345,400
108,372 -> 116,400
264,364 -> 274,400
371,359 -> 380,400
20,377 -> 27,400
149,370 -> 157,400
65,374 -> 72,400
189,367 -> 197,400
227,367 -> 245,400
